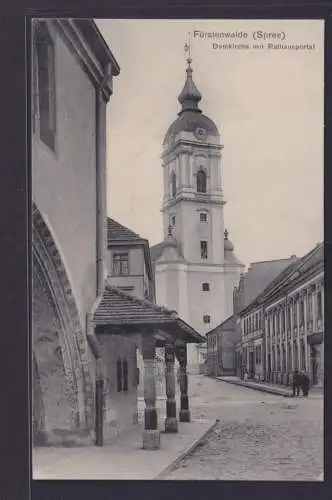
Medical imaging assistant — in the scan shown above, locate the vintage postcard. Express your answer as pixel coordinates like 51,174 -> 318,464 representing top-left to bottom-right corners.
31,18 -> 324,481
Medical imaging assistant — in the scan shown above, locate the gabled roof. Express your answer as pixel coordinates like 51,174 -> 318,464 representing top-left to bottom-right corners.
262,243 -> 323,300
107,218 -> 142,243
93,286 -> 205,344
206,314 -> 236,337
237,256 -> 298,310
241,243 -> 323,314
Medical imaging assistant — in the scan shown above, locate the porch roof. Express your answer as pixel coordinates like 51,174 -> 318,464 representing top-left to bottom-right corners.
93,286 -> 205,344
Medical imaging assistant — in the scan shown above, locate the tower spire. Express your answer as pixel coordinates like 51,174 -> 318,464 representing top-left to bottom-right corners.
178,33 -> 202,115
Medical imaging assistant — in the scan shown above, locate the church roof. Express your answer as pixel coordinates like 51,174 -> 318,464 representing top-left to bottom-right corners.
223,229 -> 245,267
163,58 -> 219,145
93,286 -> 205,344
150,237 -> 186,264
107,217 -> 141,243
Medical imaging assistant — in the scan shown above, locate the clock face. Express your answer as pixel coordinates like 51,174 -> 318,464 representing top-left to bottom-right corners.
195,127 -> 207,140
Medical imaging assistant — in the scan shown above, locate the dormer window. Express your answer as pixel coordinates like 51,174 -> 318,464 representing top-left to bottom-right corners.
197,169 -> 207,193
171,172 -> 177,197
113,252 -> 129,276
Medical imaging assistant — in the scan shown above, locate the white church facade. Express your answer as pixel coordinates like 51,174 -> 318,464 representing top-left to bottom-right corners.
151,55 -> 245,374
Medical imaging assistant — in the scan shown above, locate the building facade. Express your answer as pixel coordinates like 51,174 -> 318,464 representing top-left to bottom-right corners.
32,19 -> 120,446
206,315 -> 238,376
206,257 -> 296,378
106,217 -> 165,402
32,20 -> 210,453
151,56 -> 244,374
264,244 -> 324,387
239,243 -> 324,387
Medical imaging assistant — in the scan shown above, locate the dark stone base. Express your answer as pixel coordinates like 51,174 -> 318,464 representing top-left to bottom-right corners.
164,417 -> 178,433
179,409 -> 191,422
142,429 -> 161,450
34,428 -> 94,447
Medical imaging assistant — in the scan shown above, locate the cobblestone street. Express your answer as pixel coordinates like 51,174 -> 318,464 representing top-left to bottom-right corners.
162,376 -> 323,481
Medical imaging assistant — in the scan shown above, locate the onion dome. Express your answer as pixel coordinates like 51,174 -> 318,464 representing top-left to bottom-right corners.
224,228 -> 234,252
163,57 -> 219,145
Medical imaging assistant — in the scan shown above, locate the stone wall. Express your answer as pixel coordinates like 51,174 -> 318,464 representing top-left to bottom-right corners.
33,262 -> 93,446
98,333 -> 139,443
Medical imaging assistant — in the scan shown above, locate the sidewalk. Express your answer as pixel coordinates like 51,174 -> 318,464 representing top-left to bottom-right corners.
33,376 -> 216,480
217,376 -> 324,399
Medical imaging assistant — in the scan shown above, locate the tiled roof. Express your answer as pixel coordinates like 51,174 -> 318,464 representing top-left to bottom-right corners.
150,239 -> 185,263
150,242 -> 165,263
262,243 -> 323,300
240,257 -> 298,309
107,217 -> 141,243
93,286 -> 205,343
242,243 -> 323,312
206,314 -> 235,336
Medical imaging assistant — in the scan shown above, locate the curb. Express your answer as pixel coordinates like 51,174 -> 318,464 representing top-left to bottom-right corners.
216,378 -> 292,398
156,419 -> 219,479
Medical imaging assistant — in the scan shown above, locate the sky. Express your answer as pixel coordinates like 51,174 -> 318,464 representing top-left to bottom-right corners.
96,19 -> 324,268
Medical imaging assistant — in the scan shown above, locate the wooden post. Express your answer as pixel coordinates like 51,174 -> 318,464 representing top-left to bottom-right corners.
142,333 -> 160,449
164,339 -> 178,433
95,379 -> 104,446
176,342 -> 190,422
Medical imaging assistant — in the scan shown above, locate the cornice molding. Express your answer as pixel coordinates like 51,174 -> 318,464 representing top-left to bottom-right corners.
53,19 -> 115,102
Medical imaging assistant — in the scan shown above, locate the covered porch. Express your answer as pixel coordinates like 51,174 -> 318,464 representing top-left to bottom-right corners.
92,286 -> 205,449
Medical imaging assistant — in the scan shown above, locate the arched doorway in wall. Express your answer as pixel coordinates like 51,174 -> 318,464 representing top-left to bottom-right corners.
32,204 -> 94,446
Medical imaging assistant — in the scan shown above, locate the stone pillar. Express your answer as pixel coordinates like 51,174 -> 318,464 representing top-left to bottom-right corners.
164,339 -> 178,433
176,342 -> 190,422
142,334 -> 160,450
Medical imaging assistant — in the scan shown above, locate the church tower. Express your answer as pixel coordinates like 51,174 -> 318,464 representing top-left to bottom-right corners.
151,51 -> 244,374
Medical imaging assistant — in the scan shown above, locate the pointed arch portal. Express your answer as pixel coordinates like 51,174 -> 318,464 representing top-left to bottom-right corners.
32,204 -> 94,446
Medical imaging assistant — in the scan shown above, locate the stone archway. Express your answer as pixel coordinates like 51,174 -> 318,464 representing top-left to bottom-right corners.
32,204 -> 94,446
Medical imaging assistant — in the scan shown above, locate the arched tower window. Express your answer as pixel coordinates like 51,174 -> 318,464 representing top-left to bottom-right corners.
171,171 -> 177,197
197,169 -> 207,193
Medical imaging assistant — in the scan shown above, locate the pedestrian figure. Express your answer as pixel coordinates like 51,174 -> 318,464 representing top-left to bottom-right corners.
292,369 -> 300,397
301,370 -> 310,397
244,368 -> 248,382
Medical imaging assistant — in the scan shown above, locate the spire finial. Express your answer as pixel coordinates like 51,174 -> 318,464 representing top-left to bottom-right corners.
184,32 -> 192,66
178,33 -> 202,113
224,229 -> 229,239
